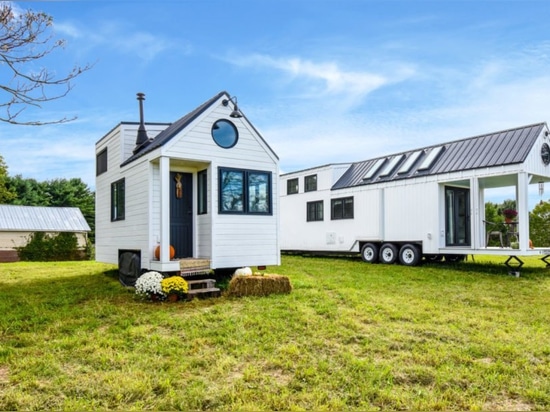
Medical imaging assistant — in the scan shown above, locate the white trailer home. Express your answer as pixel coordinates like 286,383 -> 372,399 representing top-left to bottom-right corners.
280,123 -> 550,270
95,91 -> 280,285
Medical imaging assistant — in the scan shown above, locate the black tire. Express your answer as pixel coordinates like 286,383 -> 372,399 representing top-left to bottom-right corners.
379,243 -> 399,264
360,243 -> 379,263
399,244 -> 422,266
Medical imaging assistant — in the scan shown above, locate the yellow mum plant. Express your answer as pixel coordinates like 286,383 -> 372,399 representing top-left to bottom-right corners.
161,276 -> 189,296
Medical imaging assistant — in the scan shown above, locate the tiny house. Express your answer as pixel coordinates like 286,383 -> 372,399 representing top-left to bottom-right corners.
95,91 -> 280,285
280,123 -> 550,269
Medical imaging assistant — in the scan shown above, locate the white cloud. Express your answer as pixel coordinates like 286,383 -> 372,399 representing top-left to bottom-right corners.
231,54 -> 415,109
54,18 -> 185,63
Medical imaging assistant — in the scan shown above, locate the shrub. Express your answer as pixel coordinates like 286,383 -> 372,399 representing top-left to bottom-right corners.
17,232 -> 80,261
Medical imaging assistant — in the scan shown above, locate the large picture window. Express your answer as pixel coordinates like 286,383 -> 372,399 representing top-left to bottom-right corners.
219,167 -> 272,214
331,196 -> 353,220
111,178 -> 125,221
307,200 -> 323,222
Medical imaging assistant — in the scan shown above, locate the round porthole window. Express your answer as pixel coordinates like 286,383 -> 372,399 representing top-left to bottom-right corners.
211,119 -> 238,148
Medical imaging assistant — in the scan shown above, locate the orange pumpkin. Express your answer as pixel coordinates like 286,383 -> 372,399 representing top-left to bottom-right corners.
154,245 -> 175,260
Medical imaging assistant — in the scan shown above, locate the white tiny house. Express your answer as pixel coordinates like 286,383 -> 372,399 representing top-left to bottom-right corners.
280,123 -> 550,270
95,91 -> 280,285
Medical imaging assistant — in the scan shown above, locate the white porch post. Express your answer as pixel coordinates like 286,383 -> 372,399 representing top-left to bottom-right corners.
517,172 -> 529,249
471,177 -> 482,249
160,156 -> 171,262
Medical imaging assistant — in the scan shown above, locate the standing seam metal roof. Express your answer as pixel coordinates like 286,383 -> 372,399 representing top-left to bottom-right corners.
0,205 -> 91,232
332,123 -> 545,190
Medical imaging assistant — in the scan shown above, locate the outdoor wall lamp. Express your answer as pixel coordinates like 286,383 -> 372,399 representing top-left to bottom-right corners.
222,96 -> 243,118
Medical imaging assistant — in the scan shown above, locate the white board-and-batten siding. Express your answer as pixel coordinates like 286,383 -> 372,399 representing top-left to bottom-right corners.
159,107 -> 279,268
96,93 -> 280,270
281,165 -> 458,253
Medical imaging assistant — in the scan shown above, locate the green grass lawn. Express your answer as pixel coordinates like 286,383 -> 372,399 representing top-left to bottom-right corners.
1,256 -> 549,411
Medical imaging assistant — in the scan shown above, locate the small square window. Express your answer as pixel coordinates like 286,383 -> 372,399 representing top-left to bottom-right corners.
307,200 -> 323,222
305,174 -> 317,192
287,178 -> 298,195
331,196 -> 353,220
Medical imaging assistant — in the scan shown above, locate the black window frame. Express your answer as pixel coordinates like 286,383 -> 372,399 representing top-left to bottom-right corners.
218,167 -> 272,215
111,178 -> 125,221
307,200 -> 324,222
331,196 -> 354,220
211,119 -> 239,149
305,174 -> 317,192
96,148 -> 107,176
197,169 -> 208,215
287,178 -> 299,195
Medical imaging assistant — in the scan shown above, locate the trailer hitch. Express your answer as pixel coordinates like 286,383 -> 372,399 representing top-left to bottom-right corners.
505,255 -> 523,277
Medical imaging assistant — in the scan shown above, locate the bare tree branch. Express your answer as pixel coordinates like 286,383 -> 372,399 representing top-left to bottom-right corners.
0,2 -> 92,125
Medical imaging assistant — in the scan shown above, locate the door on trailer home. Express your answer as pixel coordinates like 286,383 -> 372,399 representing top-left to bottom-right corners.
445,186 -> 470,246
170,172 -> 193,258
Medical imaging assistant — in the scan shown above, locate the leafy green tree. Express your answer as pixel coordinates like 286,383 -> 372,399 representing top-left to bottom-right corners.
45,178 -> 95,243
529,201 -> 550,247
6,174 -> 49,205
0,154 -> 16,202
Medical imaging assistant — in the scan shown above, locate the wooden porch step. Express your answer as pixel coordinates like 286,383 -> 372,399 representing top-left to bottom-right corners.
185,279 -> 221,299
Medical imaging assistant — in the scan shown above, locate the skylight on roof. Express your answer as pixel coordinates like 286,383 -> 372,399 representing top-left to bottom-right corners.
397,150 -> 422,174
417,146 -> 444,171
363,158 -> 386,180
379,155 -> 404,177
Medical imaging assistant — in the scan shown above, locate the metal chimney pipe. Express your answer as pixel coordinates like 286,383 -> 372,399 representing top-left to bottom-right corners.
134,92 -> 149,153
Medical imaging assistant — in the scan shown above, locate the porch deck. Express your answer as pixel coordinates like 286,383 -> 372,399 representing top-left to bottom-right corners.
179,258 -> 212,276
439,246 -> 550,257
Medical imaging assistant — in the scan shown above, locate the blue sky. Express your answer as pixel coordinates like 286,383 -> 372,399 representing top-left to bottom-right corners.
2,0 -> 550,207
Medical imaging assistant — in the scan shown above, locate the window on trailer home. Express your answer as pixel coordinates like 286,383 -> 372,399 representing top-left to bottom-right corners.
198,169 -> 207,215
287,178 -> 298,195
96,148 -> 107,176
305,174 -> 317,192
219,168 -> 272,214
331,196 -> 353,220
307,200 -> 323,222
111,178 -> 125,221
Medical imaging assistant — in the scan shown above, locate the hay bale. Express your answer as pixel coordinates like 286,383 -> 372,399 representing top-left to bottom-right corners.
228,274 -> 292,297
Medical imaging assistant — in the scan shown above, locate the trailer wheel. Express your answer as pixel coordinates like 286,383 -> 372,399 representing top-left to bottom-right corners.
399,244 -> 422,266
379,243 -> 398,264
361,243 -> 379,263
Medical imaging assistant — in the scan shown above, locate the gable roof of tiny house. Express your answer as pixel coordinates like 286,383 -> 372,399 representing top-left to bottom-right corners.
333,123 -> 545,190
0,205 -> 90,232
121,90 -> 278,167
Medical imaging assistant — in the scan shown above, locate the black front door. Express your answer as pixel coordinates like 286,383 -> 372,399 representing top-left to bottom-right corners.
170,172 -> 193,258
445,186 -> 470,247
